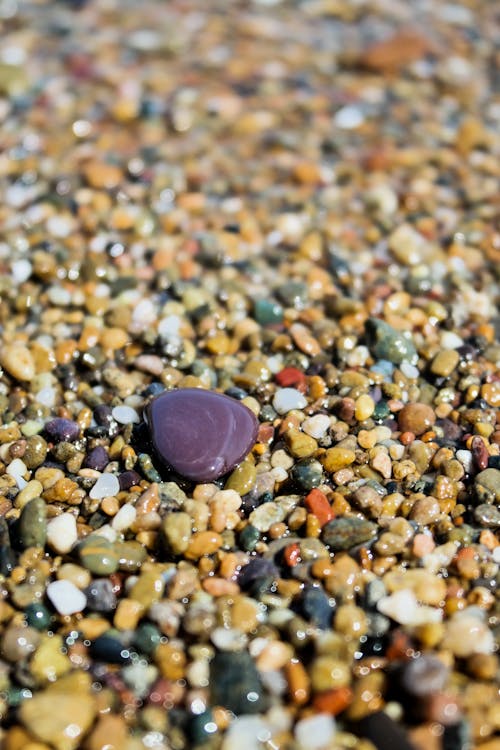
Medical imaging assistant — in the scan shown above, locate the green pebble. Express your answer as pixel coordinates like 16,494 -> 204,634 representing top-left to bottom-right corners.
115,540 -> 148,572
253,299 -> 284,326
78,535 -> 119,575
373,401 -> 390,421
132,623 -> 163,656
291,458 -> 323,490
239,524 -> 260,551
322,517 -> 377,551
18,497 -> 46,549
365,318 -> 418,365
23,435 -> 48,469
189,709 -> 218,745
138,453 -> 163,483
25,603 -> 53,631
225,460 -> 256,495
277,281 -> 308,309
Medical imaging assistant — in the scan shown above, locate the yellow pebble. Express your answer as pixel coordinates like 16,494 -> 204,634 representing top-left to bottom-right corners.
355,394 -> 375,421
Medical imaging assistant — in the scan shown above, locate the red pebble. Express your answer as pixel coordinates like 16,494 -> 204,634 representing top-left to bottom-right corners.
284,543 -> 301,567
305,489 -> 334,527
275,367 -> 307,390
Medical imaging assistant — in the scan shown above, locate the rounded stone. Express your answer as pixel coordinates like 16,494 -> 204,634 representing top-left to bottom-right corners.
398,403 -> 436,436
146,388 -> 259,482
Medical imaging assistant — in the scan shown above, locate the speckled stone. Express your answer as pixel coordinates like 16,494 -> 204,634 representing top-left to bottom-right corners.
474,469 -> 500,504
322,517 -> 377,551
398,403 -> 436,436
146,388 -> 259,482
18,496 -> 47,549
365,318 -> 418,365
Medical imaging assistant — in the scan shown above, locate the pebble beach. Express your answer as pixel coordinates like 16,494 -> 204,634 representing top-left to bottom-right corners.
0,1 -> 499,749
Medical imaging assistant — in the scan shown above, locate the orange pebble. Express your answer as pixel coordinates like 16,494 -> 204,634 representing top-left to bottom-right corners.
313,687 -> 353,715
284,543 -> 301,567
399,431 -> 415,445
285,659 -> 310,706
305,489 -> 334,527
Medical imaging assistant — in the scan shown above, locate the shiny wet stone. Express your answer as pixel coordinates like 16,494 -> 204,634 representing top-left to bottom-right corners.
146,388 -> 259,482
209,651 -> 267,715
322,517 -> 377,551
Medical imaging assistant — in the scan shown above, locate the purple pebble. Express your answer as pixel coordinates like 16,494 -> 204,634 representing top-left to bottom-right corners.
45,418 -> 80,443
83,446 -> 109,471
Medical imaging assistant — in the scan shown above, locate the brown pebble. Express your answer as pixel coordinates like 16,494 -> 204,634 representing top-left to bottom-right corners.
398,403 -> 436,436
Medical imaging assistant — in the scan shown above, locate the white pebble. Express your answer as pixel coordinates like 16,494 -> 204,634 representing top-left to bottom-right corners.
456,449 -> 473,474
445,613 -> 495,656
47,513 -> 77,554
158,314 -> 181,339
89,473 -> 120,499
11,259 -> 32,284
46,214 -> 74,238
400,362 -> 419,379
111,503 -> 137,532
210,627 -> 247,652
377,589 -> 442,626
222,717 -> 271,750
441,331 -> 463,349
92,524 -> 117,543
34,386 -> 56,408
334,105 -> 364,129
272,388 -> 307,414
492,546 -> 500,564
6,458 -> 28,489
294,713 -> 336,750
302,414 -> 330,439
112,405 -> 140,424
47,286 -> 71,306
46,579 -> 87,615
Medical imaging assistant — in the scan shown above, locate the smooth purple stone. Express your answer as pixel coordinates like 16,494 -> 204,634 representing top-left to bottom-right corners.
146,388 -> 259,483
83,446 -> 109,471
44,418 -> 80,443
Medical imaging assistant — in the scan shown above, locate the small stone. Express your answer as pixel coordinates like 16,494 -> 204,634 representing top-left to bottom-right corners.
254,299 -> 284,325
298,585 -> 336,629
83,446 -> 109,471
111,503 -> 136,532
249,502 -> 286,532
18,496 -> 47,549
401,654 -> 449,697
225,459 -> 257,495
321,447 -> 356,473
430,350 -> 460,377
302,414 -> 330,439
409,496 -> 441,525
46,579 -> 87,615
1,625 -> 39,662
86,714 -> 128,750
221,716 -> 271,750
355,394 -> 375,421
377,589 -> 442,626
294,713 -> 336,750
291,458 -> 324,489
147,388 -> 259,482
398,403 -> 436,436
19,673 -> 95,750
84,579 -> 117,612
89,473 -> 120,499
444,612 -> 495,656
44,418 -> 80,443
25,602 -> 53,631
474,503 -> 500,527
111,405 -> 140,424
46,513 -> 78,554
356,711 -> 416,750
272,388 -> 307,414
365,319 -> 417,365
0,343 -> 35,381
78,535 -> 119,575
210,651 -> 267,715
30,633 -> 71,684
310,656 -> 350,691
474,468 -> 500,504
322,517 -> 377,551
285,428 -> 318,459
161,512 -> 192,554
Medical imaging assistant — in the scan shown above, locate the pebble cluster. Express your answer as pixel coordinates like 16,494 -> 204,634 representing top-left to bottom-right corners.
0,1 -> 499,750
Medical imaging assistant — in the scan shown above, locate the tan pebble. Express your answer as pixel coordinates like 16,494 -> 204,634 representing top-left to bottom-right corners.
430,350 -> 460,377
114,599 -> 144,630
335,605 -> 368,638
398,403 -> 436,436
310,656 -> 351,691
101,496 -> 119,516
83,160 -> 123,189
202,577 -> 239,596
15,480 -> 44,509
355,394 -> 375,421
155,642 -> 186,680
285,428 -> 318,459
78,618 -> 112,640
370,450 -> 392,479
86,713 -> 128,750
162,512 -> 192,554
256,640 -> 293,671
357,429 -> 377,450
185,531 -> 223,560
136,483 -> 160,514
56,563 -> 91,589
285,659 -> 310,705
231,595 -> 260,632
289,323 -> 321,356
129,569 -> 165,608
409,496 -> 440,524
384,569 -> 446,605
0,344 -> 35,381
321,447 -> 356,473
